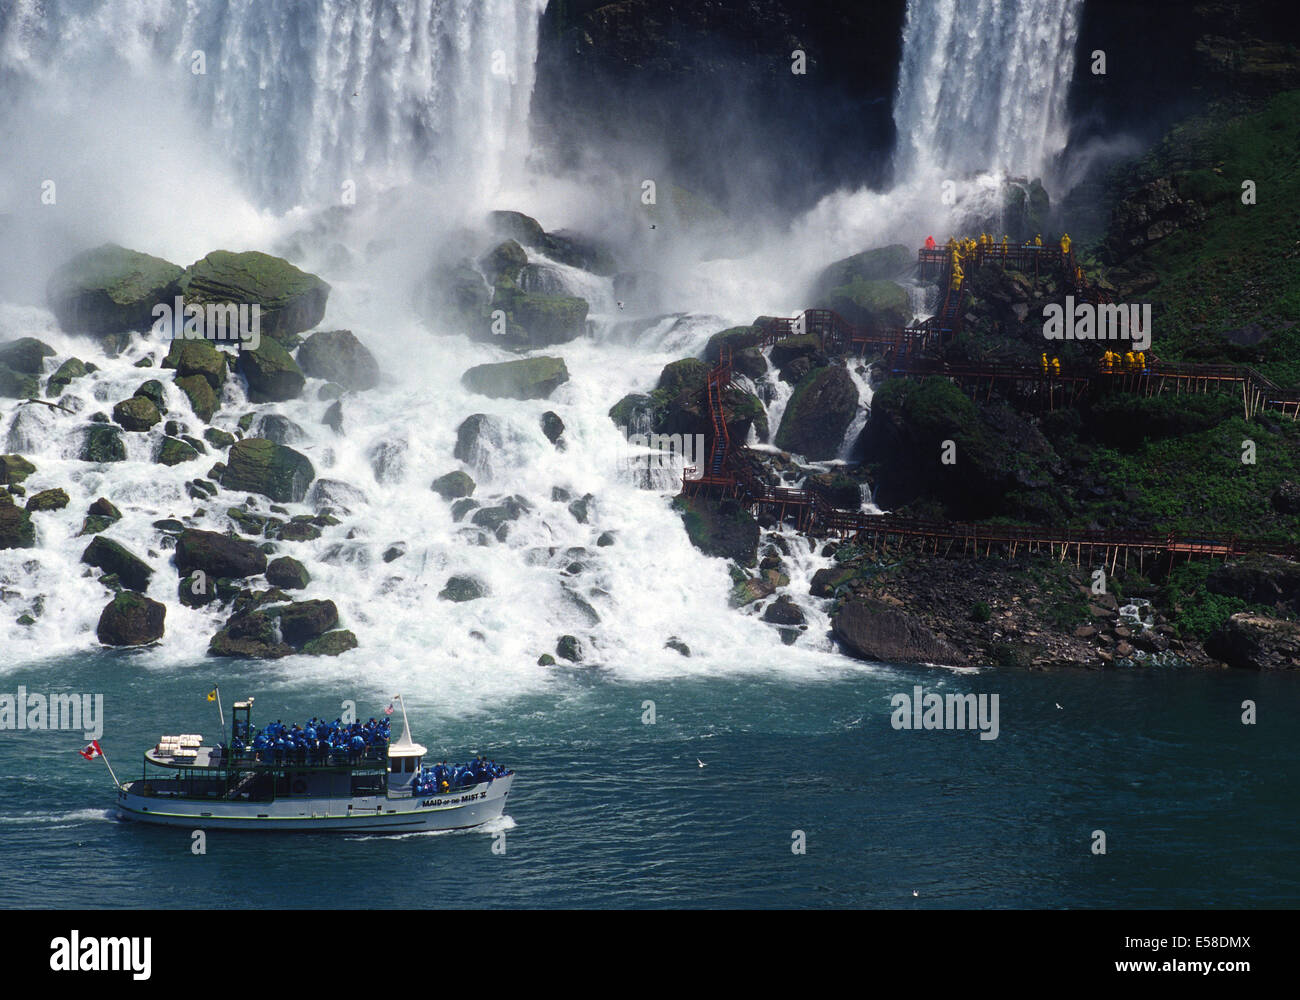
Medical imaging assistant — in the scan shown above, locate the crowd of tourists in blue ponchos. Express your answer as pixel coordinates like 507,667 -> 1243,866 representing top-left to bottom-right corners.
411,757 -> 510,796
229,716 -> 392,763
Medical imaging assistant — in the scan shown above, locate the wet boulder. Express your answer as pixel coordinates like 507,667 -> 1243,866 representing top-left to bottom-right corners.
220,438 -> 315,503
431,471 -> 476,500
178,250 -> 329,346
461,356 -> 569,400
675,495 -> 759,567
46,357 -> 87,397
439,575 -> 486,602
301,630 -> 358,656
208,610 -> 294,659
1206,613 -> 1300,671
25,488 -> 70,513
112,395 -> 162,432
237,337 -> 306,402
296,330 -> 380,391
81,536 -> 153,592
832,598 -> 968,667
97,592 -> 166,646
0,503 -> 36,549
45,244 -> 183,336
0,454 -> 36,485
0,337 -> 56,374
175,374 -> 220,423
774,365 -> 859,459
266,556 -> 311,590
162,339 -> 227,390
273,599 -> 339,647
157,436 -> 201,466
0,365 -> 38,399
479,240 -> 528,285
175,528 -> 268,580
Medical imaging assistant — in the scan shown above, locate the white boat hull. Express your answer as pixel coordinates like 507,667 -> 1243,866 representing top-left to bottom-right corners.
114,774 -> 513,833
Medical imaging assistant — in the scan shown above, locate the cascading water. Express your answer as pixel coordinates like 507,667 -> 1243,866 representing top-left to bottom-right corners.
892,0 -> 1083,181
0,0 -> 547,210
0,0 -> 1089,698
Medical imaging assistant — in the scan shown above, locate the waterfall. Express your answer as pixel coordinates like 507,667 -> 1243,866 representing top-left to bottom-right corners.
892,0 -> 1083,181
0,0 -> 549,210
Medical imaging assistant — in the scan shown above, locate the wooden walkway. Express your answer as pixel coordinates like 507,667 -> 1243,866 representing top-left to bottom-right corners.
678,242 -> 1300,560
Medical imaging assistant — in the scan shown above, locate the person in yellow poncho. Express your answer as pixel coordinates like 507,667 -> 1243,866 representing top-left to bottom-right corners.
1061,233 -> 1071,255
1051,357 -> 1061,375
1035,234 -> 1043,247
1041,352 -> 1049,373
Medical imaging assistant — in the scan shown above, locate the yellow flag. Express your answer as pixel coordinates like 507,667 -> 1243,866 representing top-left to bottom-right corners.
207,689 -> 217,702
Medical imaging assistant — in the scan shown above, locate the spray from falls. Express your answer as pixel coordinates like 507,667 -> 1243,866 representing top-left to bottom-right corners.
1,0 -> 548,211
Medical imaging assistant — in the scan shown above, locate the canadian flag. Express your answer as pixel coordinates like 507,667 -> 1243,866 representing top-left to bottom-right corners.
79,740 -> 103,761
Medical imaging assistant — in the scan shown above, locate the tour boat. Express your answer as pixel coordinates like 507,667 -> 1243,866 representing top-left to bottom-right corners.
112,695 -> 514,832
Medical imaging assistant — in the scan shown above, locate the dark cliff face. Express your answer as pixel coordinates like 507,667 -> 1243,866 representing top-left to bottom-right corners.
533,0 -> 908,220
1066,0 -> 1300,153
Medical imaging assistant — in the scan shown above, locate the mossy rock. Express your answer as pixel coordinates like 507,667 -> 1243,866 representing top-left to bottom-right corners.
819,277 -> 911,331
96,591 -> 166,646
0,504 -> 36,549
81,535 -> 153,592
237,336 -> 305,403
479,240 -> 528,285
273,599 -> 339,646
491,284 -> 589,347
46,357 -> 87,397
0,455 -> 37,485
179,250 -> 329,345
80,425 -> 126,463
296,329 -> 380,391
266,556 -> 311,590
220,438 -> 315,503
0,365 -> 39,400
810,244 -> 913,301
774,365 -> 859,459
431,471 -> 476,500
175,528 -> 268,579
157,436 -> 201,466
657,358 -> 710,397
25,488 -> 70,513
162,339 -> 226,390
674,495 -> 759,567
204,427 -> 236,449
301,629 -> 359,656
134,378 -> 167,412
113,395 -> 162,432
702,325 -> 764,363
176,374 -> 220,423
461,356 -> 570,400
488,210 -> 547,247
45,244 -> 183,336
0,337 -> 56,374
208,610 -> 294,659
